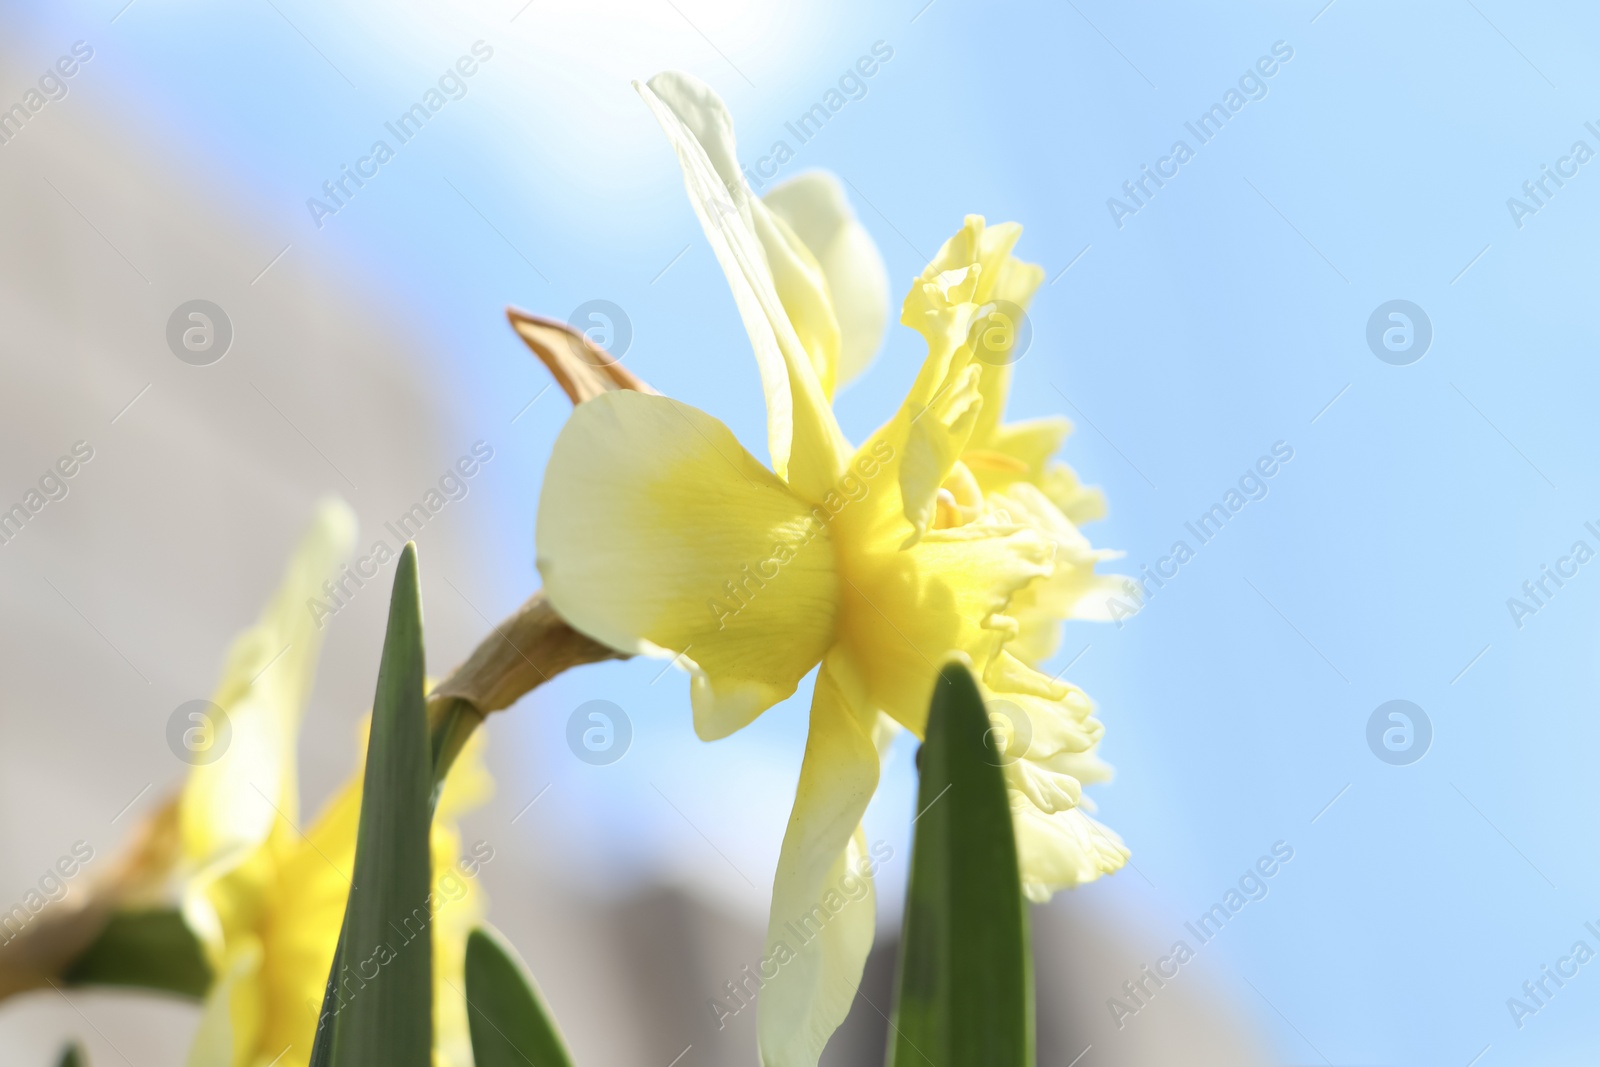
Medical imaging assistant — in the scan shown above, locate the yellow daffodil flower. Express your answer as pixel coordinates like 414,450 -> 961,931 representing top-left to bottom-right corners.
535,71 -> 1128,1067
177,499 -> 492,1067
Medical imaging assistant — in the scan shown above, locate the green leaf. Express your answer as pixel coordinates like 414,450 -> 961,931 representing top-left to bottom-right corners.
315,542 -> 434,1067
62,908 -> 210,999
887,663 -> 1033,1067
56,1040 -> 85,1067
464,927 -> 575,1067
305,936 -> 343,1067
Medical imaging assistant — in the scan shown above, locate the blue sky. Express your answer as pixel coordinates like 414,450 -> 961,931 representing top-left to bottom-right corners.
11,0 -> 1600,1061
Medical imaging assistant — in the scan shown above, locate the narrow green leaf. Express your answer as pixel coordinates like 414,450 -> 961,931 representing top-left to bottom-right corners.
305,935 -> 343,1067
62,908 -> 210,999
464,927 -> 575,1067
319,542 -> 434,1067
56,1040 -> 85,1067
887,663 -> 1033,1067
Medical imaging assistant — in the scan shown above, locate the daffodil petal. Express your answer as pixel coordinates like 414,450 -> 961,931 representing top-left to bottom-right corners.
252,728 -> 492,1067
985,482 -> 1124,659
837,522 -> 1054,732
179,498 -> 357,873
637,71 -> 851,502
879,217 -> 1021,543
1040,462 -> 1109,526
185,940 -> 261,1067
177,499 -> 355,973
898,217 -> 985,374
970,418 -> 1108,526
430,731 -> 494,1067
758,653 -> 879,1067
1012,802 -> 1128,903
970,416 -> 1069,487
763,172 -> 889,390
966,223 -> 1044,447
537,391 -> 838,740
898,363 -> 983,545
982,650 -> 1124,899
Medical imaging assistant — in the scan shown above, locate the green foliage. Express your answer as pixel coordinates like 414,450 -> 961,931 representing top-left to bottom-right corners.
311,542 -> 435,1067
887,663 -> 1034,1067
55,1040 -> 85,1067
62,908 -> 210,999
465,927 -> 576,1067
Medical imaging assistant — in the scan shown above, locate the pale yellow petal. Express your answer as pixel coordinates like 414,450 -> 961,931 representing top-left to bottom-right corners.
835,519 -> 1053,732
763,172 -> 889,390
966,223 -> 1045,446
970,417 -> 1108,527
429,731 -> 493,1067
758,653 -> 880,1067
983,650 -> 1125,899
878,217 -> 1022,543
884,216 -> 1053,533
898,365 -> 984,545
1012,802 -> 1128,903
254,777 -> 358,1067
178,499 -> 356,973
970,417 -> 1068,487
984,482 -> 1123,660
180,498 -> 357,871
185,941 -> 261,1067
538,391 -> 838,740
251,729 -> 492,1067
637,72 -> 851,502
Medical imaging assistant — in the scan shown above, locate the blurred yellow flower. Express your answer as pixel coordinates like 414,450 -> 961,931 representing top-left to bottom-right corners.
534,72 -> 1127,1066
177,499 -> 492,1067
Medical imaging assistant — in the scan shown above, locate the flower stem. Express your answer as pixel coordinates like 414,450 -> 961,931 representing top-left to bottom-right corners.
425,587 -> 623,787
